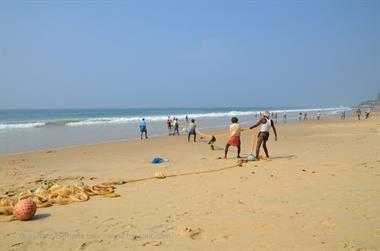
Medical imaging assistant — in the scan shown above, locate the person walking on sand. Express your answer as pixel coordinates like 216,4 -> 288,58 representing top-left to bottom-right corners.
341,111 -> 346,120
304,112 -> 308,120
139,118 -> 148,139
185,115 -> 189,124
166,116 -> 172,134
188,119 -> 197,142
356,108 -> 362,120
283,112 -> 287,123
173,118 -> 180,135
299,112 -> 302,121
249,111 -> 277,160
224,117 -> 241,159
365,109 -> 370,119
317,111 -> 321,120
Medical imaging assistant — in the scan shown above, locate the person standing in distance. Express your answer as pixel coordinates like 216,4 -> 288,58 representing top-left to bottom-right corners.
139,118 -> 148,139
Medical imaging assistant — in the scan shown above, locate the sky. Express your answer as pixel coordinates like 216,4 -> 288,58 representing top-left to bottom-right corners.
0,0 -> 379,109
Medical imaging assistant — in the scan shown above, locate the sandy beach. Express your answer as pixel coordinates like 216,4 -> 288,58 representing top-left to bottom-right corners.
0,114 -> 379,251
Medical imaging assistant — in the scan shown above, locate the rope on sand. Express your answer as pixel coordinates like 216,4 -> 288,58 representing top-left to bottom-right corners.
127,161 -> 245,183
251,129 -> 257,154
0,128 -> 258,221
0,159 -> 248,220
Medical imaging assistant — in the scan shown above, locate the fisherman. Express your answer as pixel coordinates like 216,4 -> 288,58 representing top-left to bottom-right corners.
341,111 -> 346,120
365,109 -> 370,119
249,111 -> 278,160
283,112 -> 287,123
356,108 -> 362,120
139,118 -> 148,139
173,118 -> 180,135
166,116 -> 172,134
224,117 -> 241,159
188,119 -> 197,142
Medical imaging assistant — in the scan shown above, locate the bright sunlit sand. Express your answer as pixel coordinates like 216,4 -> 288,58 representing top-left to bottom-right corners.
1,114 -> 379,250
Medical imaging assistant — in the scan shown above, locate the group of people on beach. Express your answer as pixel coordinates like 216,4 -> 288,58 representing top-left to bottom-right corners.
224,111 -> 277,160
140,109 -> 350,160
257,111 -> 323,123
139,111 -> 278,161
137,107 -> 372,161
166,116 -> 180,136
356,108 -> 372,120
140,115 -> 197,140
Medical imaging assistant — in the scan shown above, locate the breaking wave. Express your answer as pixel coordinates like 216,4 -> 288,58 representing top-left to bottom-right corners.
0,106 -> 351,130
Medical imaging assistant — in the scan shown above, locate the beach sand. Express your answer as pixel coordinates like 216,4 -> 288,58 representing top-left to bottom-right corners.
0,115 -> 379,250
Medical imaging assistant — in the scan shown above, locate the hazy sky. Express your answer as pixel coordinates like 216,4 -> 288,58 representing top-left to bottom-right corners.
0,0 -> 379,109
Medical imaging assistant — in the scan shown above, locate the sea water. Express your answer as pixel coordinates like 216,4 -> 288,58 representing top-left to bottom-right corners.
0,107 -> 351,155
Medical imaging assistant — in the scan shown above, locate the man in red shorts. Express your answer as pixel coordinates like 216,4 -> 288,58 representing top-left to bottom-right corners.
224,117 -> 241,159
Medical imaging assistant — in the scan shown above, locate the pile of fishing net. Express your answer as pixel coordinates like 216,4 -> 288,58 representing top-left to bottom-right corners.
0,180 -> 121,216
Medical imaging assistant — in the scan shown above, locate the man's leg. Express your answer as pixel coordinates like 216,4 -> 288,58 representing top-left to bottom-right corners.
193,132 -> 197,142
263,140 -> 269,158
256,137 -> 263,159
224,144 -> 230,159
237,145 -> 241,158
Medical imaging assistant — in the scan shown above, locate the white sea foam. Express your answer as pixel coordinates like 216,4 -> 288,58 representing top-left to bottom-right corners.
0,122 -> 46,130
0,106 -> 352,130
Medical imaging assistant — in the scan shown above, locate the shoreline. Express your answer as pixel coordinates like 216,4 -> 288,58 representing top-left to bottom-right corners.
0,106 -> 352,155
0,113 -> 348,157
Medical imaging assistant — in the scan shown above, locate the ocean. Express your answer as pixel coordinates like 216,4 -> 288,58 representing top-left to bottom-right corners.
0,107 -> 351,155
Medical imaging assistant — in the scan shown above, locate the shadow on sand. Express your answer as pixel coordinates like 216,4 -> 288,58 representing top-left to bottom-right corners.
271,155 -> 296,160
31,213 -> 51,221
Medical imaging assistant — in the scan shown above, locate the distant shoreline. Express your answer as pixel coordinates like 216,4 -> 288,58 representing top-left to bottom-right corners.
0,109 -> 348,157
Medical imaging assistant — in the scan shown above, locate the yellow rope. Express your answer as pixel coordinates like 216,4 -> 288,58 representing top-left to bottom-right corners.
126,162 -> 242,183
251,129 -> 257,154
0,160 -> 245,220
1,126 -> 258,221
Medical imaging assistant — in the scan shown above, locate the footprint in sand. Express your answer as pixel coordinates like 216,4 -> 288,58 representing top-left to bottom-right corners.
80,240 -> 103,250
320,218 -> 336,230
182,227 -> 205,240
142,241 -> 163,247
10,242 -> 23,247
343,242 -> 366,251
95,217 -> 122,232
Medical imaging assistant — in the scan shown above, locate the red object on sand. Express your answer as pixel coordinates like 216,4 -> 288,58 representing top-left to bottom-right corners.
13,199 -> 37,221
